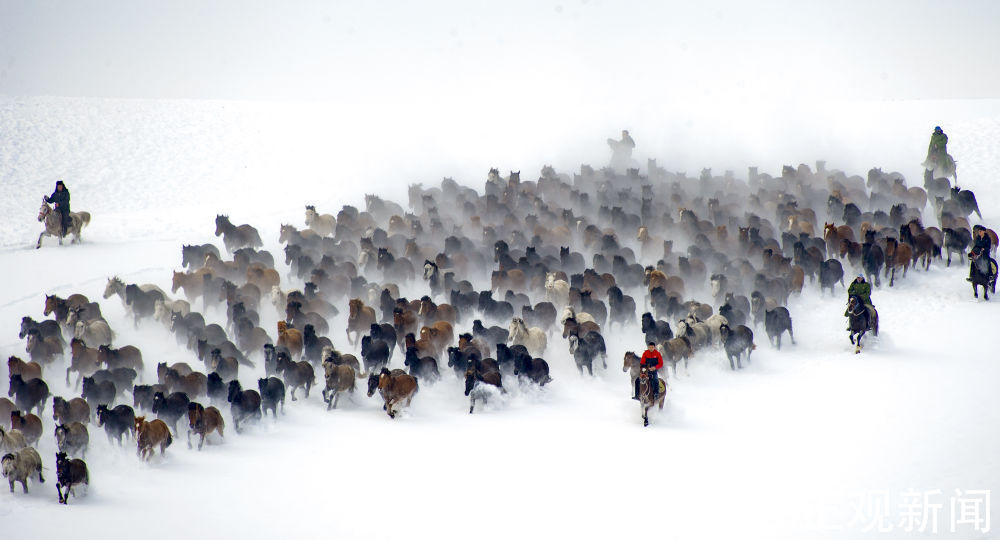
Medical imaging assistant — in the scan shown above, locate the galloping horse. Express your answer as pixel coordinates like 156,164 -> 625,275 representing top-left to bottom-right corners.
636,364 -> 666,427
846,295 -> 877,354
969,246 -> 997,300
37,199 -> 90,249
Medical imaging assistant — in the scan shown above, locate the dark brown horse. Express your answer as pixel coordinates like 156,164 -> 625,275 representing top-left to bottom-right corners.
97,344 -> 143,372
883,238 -> 912,287
55,452 -> 88,504
347,298 -> 376,346
186,402 -> 225,450
68,338 -> 101,388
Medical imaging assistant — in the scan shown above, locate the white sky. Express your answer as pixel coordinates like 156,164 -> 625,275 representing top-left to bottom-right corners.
1,0 -> 998,101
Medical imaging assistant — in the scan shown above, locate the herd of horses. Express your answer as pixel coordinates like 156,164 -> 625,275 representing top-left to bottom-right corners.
8,156 -> 994,502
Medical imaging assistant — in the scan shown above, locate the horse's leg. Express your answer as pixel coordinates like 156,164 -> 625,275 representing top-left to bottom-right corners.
36,232 -> 44,249
199,432 -> 206,451
973,283 -> 979,298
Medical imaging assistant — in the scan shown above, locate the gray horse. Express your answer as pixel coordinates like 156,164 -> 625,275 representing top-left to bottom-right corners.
37,199 -> 90,249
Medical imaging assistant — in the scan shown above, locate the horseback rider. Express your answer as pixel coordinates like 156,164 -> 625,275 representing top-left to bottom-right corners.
632,342 -> 662,400
44,180 -> 71,237
845,274 -> 878,331
608,129 -> 636,169
923,126 -> 949,169
968,228 -> 997,282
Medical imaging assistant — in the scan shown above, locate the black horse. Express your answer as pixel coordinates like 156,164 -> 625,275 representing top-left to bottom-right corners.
969,247 -> 997,300
861,241 -> 884,287
846,295 -> 877,354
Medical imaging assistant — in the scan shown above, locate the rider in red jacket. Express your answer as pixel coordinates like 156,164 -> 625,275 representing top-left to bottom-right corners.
633,342 -> 663,400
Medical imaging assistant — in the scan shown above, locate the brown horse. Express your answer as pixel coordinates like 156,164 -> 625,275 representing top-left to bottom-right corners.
883,238 -> 912,287
347,299 -> 376,346
321,361 -> 356,410
171,268 -> 212,302
417,297 -> 457,326
637,365 -> 666,427
246,264 -> 280,292
43,293 -> 90,323
135,416 -> 172,460
839,238 -> 862,267
7,356 -> 42,382
68,338 -> 101,388
97,344 -> 143,372
392,308 -> 420,349
10,411 -> 43,446
277,321 -> 303,359
186,403 -> 224,450
419,321 -> 454,356
374,368 -> 418,419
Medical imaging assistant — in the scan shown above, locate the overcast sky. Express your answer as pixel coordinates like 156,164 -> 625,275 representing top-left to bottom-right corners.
2,0 -> 998,102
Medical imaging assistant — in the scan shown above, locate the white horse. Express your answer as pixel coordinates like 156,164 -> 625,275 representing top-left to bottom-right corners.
103,277 -> 168,316
304,205 -> 336,237
676,319 -> 711,351
73,318 -> 113,348
37,199 -> 90,249
559,306 -> 595,326
545,273 -> 570,307
153,297 -> 191,328
508,318 -> 547,357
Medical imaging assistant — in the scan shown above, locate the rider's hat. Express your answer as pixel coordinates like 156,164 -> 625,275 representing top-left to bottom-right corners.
934,126 -> 942,132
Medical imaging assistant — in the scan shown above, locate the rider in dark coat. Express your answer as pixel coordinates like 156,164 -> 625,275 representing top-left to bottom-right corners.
969,229 -> 996,281
846,275 -> 877,331
632,342 -> 663,400
44,180 -> 71,236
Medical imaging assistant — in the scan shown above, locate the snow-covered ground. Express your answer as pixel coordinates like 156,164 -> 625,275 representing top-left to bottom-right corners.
1,96 -> 998,539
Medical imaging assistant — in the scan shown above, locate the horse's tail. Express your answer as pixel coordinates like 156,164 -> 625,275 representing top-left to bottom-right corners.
77,212 -> 91,228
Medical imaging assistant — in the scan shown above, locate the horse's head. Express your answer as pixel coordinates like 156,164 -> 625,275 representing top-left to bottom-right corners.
38,200 -> 51,222
227,380 -> 242,402
103,277 -> 123,299
214,215 -> 228,236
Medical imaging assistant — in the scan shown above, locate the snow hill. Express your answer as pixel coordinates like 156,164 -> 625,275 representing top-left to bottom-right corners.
1,96 -> 998,539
